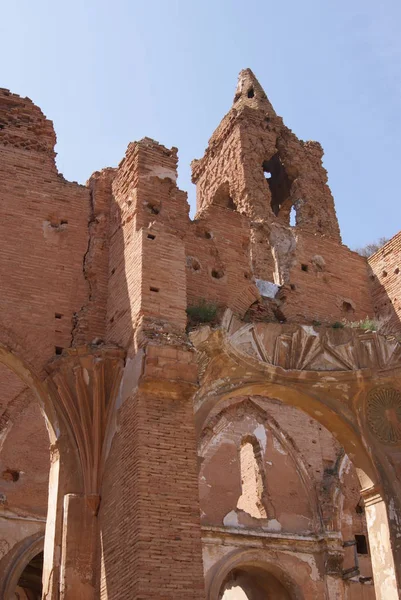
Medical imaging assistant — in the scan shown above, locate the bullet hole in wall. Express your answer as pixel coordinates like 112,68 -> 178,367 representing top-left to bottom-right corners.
262,153 -> 292,218
2,469 -> 20,482
187,257 -> 201,271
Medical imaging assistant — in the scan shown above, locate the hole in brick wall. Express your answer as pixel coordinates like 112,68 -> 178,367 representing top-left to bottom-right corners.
211,269 -> 224,279
356,500 -> 365,515
370,275 -> 375,281
2,469 -> 20,482
395,268 -> 400,275
110,316 -> 115,324
55,346 -> 63,355
111,267 -> 116,275
290,206 -> 296,226
60,220 -> 68,225
342,301 -> 355,314
150,286 -> 160,292
147,234 -> 156,240
382,270 -> 388,278
301,264 -> 308,272
146,202 -> 160,215
244,272 -> 252,280
290,283 -> 296,290
355,534 -> 368,555
187,257 -> 201,271
212,182 -> 236,210
55,313 -> 63,319
262,154 -> 292,218
247,87 -> 255,98
204,231 -> 212,239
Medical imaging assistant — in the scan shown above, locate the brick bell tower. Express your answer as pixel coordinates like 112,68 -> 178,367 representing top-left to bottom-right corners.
192,68 -> 341,238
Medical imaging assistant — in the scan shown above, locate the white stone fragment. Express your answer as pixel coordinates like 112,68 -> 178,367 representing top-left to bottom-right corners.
255,279 -> 280,298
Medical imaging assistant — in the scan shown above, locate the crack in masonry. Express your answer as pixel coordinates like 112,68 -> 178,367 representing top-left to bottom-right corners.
70,188 -> 96,346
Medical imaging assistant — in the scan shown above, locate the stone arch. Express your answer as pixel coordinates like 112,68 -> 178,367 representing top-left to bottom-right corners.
196,381 -> 378,491
207,548 -> 305,600
0,331 -> 59,442
195,373 -> 399,597
1,533 -> 44,600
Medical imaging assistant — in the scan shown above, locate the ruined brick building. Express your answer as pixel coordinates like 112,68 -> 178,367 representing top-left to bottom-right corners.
0,69 -> 401,600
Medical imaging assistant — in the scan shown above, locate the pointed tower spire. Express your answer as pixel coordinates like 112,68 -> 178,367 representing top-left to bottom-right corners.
233,68 -> 276,116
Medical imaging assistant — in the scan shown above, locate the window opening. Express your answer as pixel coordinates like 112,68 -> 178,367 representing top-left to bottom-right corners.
247,87 -> 254,98
237,437 -> 267,519
355,534 -> 369,555
212,182 -> 236,210
290,205 -> 296,226
262,153 -> 292,218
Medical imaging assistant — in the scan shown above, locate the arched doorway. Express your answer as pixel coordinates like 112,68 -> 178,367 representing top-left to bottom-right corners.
220,566 -> 293,600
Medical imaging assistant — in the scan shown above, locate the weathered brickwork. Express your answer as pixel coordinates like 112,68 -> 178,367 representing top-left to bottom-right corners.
0,70 -> 400,600
368,231 -> 401,334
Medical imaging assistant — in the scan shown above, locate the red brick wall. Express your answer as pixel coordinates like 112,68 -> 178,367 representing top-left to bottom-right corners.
0,89 -> 91,372
368,232 -> 401,333
98,352 -> 205,599
283,232 -> 374,324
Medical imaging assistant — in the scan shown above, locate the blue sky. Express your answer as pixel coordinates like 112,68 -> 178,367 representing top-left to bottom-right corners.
1,0 -> 400,248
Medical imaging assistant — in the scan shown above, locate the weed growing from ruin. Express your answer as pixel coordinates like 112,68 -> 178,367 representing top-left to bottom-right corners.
331,321 -> 344,329
186,300 -> 218,325
349,317 -> 378,331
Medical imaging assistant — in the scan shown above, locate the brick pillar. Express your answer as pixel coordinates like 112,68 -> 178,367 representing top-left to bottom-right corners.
98,344 -> 205,599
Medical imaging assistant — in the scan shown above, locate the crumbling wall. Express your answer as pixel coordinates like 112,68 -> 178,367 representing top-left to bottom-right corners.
190,70 -> 374,326
192,69 -> 341,241
368,232 -> 401,334
0,89 -> 94,370
280,232 -> 374,324
106,139 -> 189,349
185,205 -> 260,317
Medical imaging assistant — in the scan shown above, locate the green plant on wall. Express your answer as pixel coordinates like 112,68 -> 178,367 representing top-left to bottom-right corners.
186,299 -> 218,325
